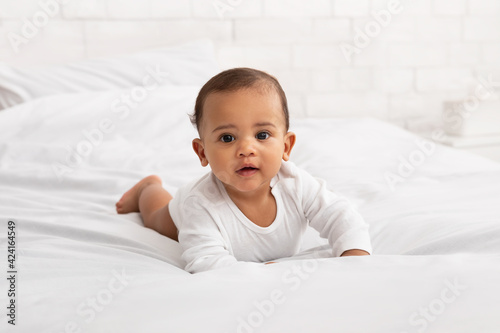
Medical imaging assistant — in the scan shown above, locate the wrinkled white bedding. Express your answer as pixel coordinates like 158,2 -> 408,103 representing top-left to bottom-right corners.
1,86 -> 500,333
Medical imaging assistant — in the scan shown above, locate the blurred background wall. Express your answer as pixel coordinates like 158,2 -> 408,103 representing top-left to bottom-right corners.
1,0 -> 499,131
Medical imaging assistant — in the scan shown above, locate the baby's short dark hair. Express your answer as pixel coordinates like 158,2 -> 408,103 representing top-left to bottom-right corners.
190,67 -> 289,134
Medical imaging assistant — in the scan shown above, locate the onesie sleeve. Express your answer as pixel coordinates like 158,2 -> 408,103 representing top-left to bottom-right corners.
296,166 -> 372,256
169,195 -> 238,273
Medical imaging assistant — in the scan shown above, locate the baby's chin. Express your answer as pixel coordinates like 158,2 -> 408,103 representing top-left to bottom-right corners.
220,178 -> 272,196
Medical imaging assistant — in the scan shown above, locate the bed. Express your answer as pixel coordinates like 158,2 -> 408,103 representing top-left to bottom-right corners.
1,40 -> 500,333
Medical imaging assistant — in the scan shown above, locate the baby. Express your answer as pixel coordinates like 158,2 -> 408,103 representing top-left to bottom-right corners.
116,67 -> 371,273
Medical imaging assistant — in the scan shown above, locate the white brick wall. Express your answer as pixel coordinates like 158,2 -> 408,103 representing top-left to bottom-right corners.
234,19 -> 312,43
334,0 -> 369,17
1,0 -> 499,130
433,0 -> 466,16
264,0 -> 331,17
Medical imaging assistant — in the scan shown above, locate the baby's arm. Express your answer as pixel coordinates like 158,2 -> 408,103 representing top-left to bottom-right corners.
297,168 -> 372,257
179,224 -> 238,273
169,196 -> 240,273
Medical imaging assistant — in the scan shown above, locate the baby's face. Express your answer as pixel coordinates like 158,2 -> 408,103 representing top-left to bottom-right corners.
192,86 -> 295,197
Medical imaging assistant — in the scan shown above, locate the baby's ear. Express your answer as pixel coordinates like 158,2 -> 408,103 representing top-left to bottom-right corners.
192,138 -> 209,167
282,132 -> 296,161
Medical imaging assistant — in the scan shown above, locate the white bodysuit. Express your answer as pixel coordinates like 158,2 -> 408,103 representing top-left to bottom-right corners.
168,161 -> 372,273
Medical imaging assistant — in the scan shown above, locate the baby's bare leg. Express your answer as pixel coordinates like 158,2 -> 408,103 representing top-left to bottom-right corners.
116,175 -> 178,241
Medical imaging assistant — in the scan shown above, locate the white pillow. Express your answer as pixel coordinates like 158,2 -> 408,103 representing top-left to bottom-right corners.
0,39 -> 219,110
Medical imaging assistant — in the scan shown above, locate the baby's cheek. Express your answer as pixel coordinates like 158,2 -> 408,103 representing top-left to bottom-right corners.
215,170 -> 231,184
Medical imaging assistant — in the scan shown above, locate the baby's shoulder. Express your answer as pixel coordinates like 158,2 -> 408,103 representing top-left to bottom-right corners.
275,161 -> 323,198
175,172 -> 225,207
276,161 -> 311,186
276,160 -> 299,180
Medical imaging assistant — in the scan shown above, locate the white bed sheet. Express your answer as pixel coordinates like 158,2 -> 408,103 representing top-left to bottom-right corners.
1,86 -> 500,333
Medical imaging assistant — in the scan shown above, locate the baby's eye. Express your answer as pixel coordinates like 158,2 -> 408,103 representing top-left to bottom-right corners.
220,134 -> 235,143
256,132 -> 270,140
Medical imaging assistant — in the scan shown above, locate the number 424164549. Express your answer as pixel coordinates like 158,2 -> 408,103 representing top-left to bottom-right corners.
7,220 -> 16,270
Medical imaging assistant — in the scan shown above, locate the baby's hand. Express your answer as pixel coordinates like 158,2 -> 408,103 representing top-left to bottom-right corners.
340,249 -> 370,257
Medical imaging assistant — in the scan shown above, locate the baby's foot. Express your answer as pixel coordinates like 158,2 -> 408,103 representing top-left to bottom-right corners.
116,175 -> 162,214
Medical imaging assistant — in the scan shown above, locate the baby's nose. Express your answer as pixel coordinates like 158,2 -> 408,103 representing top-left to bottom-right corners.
237,138 -> 256,156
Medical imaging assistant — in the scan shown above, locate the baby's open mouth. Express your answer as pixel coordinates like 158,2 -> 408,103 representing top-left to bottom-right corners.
236,166 -> 258,176
239,166 -> 257,171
